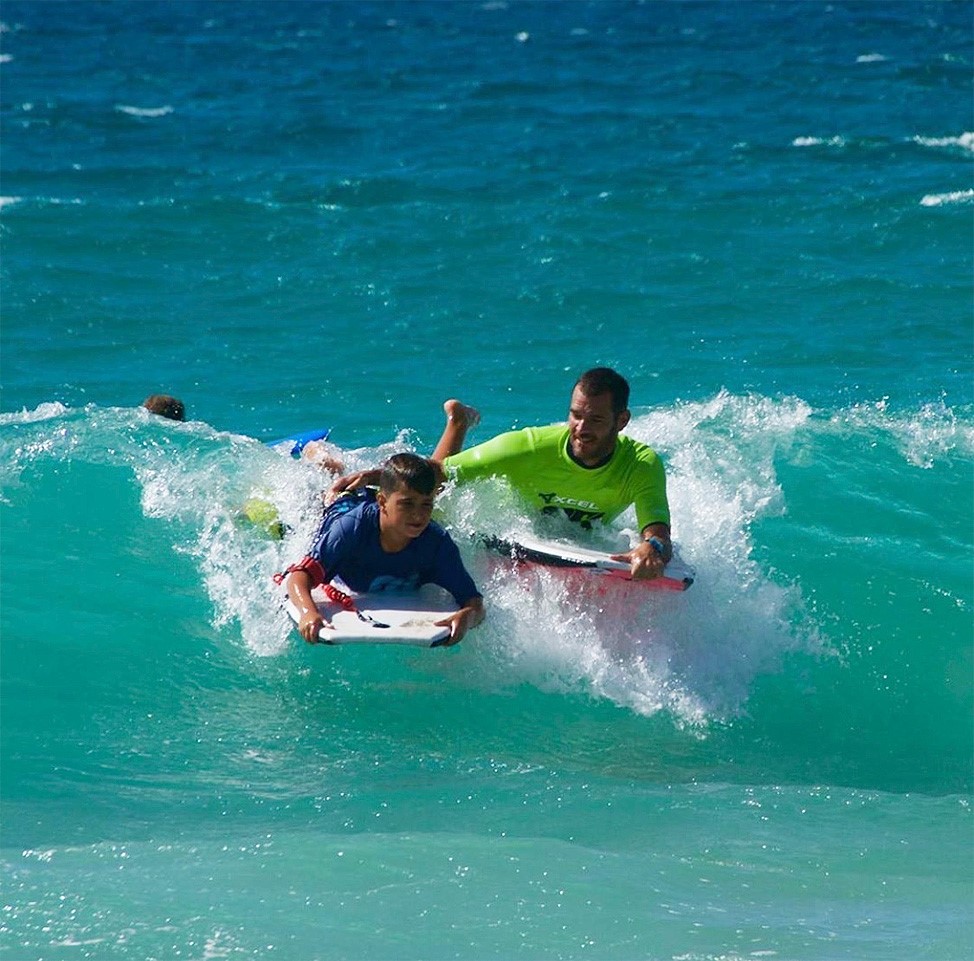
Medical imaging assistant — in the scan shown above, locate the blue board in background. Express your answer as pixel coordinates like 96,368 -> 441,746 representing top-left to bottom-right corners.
266,427 -> 331,457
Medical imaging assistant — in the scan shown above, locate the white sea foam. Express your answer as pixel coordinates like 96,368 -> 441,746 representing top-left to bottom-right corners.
920,188 -> 974,207
913,132 -> 974,152
39,394 -> 953,726
0,401 -> 69,424
433,391 -> 823,724
119,387 -> 820,725
839,396 -> 974,469
792,135 -> 846,148
0,195 -> 22,209
855,53 -> 888,63
167,429 -> 421,658
136,432 -> 325,658
115,104 -> 174,118
0,54 -> 13,64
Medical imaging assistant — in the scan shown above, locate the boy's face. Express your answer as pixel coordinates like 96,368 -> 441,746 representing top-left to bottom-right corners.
377,484 -> 435,541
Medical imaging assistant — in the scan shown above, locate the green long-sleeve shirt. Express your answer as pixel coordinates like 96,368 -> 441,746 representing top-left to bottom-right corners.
443,424 -> 669,531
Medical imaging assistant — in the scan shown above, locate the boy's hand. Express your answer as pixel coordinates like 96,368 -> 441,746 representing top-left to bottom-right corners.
435,599 -> 485,646
297,609 -> 331,643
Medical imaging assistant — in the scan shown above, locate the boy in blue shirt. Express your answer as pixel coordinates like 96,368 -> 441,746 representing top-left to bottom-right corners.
281,453 -> 484,646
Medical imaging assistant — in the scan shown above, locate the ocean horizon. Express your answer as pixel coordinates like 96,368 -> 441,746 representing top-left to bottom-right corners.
2,2 -> 972,958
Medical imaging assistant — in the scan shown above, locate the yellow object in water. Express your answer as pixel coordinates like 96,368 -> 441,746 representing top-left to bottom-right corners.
241,496 -> 285,540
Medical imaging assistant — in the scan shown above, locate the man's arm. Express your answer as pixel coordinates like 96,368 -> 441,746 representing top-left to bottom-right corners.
329,399 -> 480,500
615,444 -> 672,579
328,468 -> 381,500
642,522 -> 672,563
610,522 -> 672,581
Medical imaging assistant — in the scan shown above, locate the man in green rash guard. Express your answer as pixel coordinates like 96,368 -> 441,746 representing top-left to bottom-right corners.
333,368 -> 673,583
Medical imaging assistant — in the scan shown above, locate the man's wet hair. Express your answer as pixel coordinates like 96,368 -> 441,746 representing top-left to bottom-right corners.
379,452 -> 437,496
575,367 -> 630,414
143,394 -> 185,421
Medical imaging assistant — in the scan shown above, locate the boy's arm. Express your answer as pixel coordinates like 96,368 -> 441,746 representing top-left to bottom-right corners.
285,569 -> 331,643
428,533 -> 485,644
435,595 -> 484,646
328,464 -> 447,499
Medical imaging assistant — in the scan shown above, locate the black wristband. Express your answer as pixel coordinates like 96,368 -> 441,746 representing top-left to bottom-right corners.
646,536 -> 666,557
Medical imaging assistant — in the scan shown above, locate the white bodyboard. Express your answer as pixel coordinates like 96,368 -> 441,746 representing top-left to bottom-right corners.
284,582 -> 458,647
485,532 -> 695,591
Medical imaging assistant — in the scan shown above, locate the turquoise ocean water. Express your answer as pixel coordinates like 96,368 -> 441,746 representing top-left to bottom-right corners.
2,2 -> 972,958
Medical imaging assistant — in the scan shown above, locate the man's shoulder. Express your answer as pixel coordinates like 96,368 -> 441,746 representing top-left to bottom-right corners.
524,422 -> 568,441
616,433 -> 661,465
480,422 -> 567,445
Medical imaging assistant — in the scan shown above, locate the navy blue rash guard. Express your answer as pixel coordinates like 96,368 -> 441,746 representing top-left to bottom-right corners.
287,499 -> 480,606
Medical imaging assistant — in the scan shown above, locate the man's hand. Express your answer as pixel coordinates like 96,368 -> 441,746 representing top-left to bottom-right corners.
610,540 -> 666,581
610,529 -> 671,581
327,469 -> 380,504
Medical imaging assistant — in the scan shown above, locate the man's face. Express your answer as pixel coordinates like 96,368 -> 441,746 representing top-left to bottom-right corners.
567,387 -> 629,466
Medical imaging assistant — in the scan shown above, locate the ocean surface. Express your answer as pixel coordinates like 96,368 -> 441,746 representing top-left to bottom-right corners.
1,2 -> 972,958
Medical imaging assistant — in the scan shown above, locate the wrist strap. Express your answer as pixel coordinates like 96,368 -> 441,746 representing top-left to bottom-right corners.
646,536 -> 666,557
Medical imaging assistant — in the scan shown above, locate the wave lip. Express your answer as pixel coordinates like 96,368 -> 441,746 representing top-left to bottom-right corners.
791,135 -> 846,148
920,188 -> 974,207
114,104 -> 174,118
913,132 -> 974,152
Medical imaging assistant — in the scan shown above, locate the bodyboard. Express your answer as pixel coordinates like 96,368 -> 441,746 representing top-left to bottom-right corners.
283,581 -> 458,647
483,532 -> 695,591
267,426 -> 332,457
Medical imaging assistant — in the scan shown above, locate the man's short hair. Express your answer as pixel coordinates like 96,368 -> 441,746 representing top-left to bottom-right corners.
575,368 -> 630,414
143,394 -> 185,421
379,452 -> 437,496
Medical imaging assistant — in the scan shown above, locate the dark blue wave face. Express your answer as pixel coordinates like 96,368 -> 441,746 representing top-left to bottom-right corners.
1,0 -> 971,435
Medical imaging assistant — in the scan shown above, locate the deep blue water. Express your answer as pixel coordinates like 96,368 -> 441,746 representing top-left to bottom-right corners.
1,3 -> 972,958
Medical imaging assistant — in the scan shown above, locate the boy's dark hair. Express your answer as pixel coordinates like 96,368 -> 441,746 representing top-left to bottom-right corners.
143,394 -> 185,421
574,367 -> 630,415
379,452 -> 437,496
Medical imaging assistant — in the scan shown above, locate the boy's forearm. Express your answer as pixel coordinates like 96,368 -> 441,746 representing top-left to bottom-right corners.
286,570 -> 317,613
461,596 -> 485,627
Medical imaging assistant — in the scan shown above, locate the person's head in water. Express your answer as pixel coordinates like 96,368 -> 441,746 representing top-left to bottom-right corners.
142,394 -> 185,421
377,453 -> 438,547
567,367 -> 631,467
